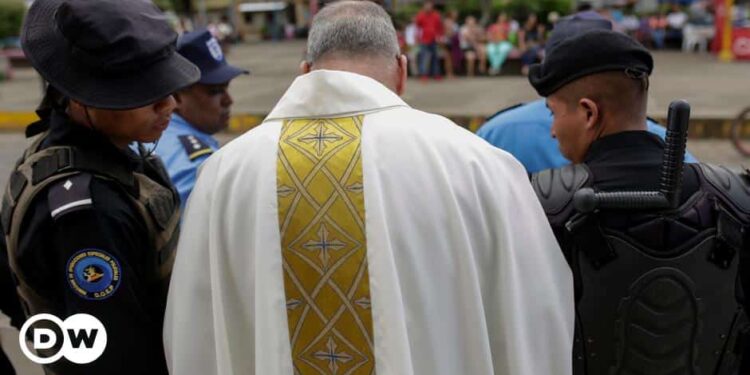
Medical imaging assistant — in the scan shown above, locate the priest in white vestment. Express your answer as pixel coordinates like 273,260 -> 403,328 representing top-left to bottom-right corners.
164,2 -> 574,374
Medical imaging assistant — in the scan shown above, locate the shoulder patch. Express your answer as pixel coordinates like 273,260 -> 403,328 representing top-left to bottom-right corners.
178,135 -> 213,161
48,173 -> 93,220
66,249 -> 121,301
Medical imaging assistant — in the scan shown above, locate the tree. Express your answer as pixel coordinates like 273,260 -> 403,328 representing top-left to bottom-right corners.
0,0 -> 24,39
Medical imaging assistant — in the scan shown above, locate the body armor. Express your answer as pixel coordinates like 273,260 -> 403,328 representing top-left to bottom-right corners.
533,163 -> 750,375
0,132 -> 180,318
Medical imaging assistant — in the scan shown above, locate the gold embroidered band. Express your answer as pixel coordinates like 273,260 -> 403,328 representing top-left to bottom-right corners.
277,116 -> 375,374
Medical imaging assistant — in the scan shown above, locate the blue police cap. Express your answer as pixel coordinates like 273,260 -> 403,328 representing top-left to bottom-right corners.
177,29 -> 249,85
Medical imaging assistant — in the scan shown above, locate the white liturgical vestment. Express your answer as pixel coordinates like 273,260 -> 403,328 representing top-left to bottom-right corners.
164,70 -> 574,375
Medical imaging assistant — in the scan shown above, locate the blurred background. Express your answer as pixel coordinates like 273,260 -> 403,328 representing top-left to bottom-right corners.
0,0 -> 748,171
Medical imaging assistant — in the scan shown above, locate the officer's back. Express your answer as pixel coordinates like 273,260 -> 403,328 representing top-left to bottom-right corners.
526,25 -> 749,375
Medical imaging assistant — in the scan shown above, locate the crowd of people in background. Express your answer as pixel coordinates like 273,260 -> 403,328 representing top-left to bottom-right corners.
605,0 -> 716,52
397,0 -> 719,80
399,1 -> 548,79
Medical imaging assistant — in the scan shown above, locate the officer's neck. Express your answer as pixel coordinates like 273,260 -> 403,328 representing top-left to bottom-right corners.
599,114 -> 647,138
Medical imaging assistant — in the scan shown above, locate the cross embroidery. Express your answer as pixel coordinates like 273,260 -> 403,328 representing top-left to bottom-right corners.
298,123 -> 343,156
313,337 -> 353,374
303,224 -> 345,268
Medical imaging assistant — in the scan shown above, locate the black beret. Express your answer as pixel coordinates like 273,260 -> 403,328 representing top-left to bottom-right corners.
528,29 -> 653,97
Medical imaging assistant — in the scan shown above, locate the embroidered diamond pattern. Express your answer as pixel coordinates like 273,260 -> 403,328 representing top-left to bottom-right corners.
303,224 -> 346,269
278,116 -> 375,374
298,123 -> 344,157
63,180 -> 73,191
313,337 -> 353,374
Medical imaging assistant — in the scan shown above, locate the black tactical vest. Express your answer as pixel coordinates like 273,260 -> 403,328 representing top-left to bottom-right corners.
532,163 -> 750,375
0,131 -> 180,318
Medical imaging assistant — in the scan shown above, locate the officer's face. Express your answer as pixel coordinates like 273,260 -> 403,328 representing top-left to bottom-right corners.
547,94 -> 598,163
175,83 -> 234,135
72,96 -> 177,149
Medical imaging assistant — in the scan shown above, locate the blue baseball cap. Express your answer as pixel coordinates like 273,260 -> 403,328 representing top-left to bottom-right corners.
177,29 -> 249,84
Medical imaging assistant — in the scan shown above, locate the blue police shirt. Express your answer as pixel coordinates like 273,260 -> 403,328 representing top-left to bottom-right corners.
476,99 -> 698,174
153,114 -> 219,207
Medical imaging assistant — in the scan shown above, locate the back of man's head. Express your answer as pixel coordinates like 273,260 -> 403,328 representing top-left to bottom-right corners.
576,2 -> 593,12
307,1 -> 399,65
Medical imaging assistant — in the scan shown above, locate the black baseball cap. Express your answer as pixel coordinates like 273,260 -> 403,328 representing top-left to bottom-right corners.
177,29 -> 249,85
529,28 -> 653,97
21,0 -> 200,110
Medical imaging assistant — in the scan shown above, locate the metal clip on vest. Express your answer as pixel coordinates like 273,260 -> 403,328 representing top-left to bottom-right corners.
573,100 -> 691,213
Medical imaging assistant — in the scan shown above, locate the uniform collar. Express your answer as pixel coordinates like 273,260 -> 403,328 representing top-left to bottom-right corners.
44,110 -> 141,170
585,130 -> 664,163
265,70 -> 408,121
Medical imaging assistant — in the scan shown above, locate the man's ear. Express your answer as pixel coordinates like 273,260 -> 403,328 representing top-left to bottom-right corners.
579,98 -> 600,131
395,54 -> 408,96
300,60 -> 312,74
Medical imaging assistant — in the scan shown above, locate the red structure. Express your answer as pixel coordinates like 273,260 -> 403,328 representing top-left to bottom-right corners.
713,0 -> 750,60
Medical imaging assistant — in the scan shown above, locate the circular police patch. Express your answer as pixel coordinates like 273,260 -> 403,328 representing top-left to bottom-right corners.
66,250 -> 121,301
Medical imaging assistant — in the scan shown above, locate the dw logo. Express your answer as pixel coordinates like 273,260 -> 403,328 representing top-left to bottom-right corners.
19,314 -> 107,364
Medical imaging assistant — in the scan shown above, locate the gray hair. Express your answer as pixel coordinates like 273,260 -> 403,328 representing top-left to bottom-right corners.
306,1 -> 399,63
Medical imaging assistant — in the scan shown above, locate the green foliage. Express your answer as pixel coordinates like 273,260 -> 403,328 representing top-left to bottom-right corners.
0,0 -> 24,39
393,3 -> 423,27
152,0 -> 175,11
494,0 -> 572,21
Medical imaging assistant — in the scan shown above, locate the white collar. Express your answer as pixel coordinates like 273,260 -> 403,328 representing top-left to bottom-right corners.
265,70 -> 408,120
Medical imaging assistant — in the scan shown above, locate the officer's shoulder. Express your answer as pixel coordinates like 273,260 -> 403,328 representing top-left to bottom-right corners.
45,172 -> 136,221
694,163 -> 750,214
479,101 -> 547,133
485,102 -> 526,123
531,164 -> 592,216
176,134 -> 214,162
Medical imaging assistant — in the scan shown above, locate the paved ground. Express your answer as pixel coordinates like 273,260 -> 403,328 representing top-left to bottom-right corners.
1,40 -> 749,119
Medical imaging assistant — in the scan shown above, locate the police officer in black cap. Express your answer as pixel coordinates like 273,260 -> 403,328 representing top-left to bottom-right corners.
528,27 -> 750,375
1,0 -> 199,374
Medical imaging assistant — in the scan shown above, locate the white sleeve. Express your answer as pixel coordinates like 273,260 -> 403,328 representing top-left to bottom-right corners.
163,153 -> 221,375
482,152 -> 575,375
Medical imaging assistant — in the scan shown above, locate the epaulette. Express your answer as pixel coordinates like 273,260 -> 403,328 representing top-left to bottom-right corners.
485,103 -> 525,122
178,135 -> 213,161
47,173 -> 93,220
